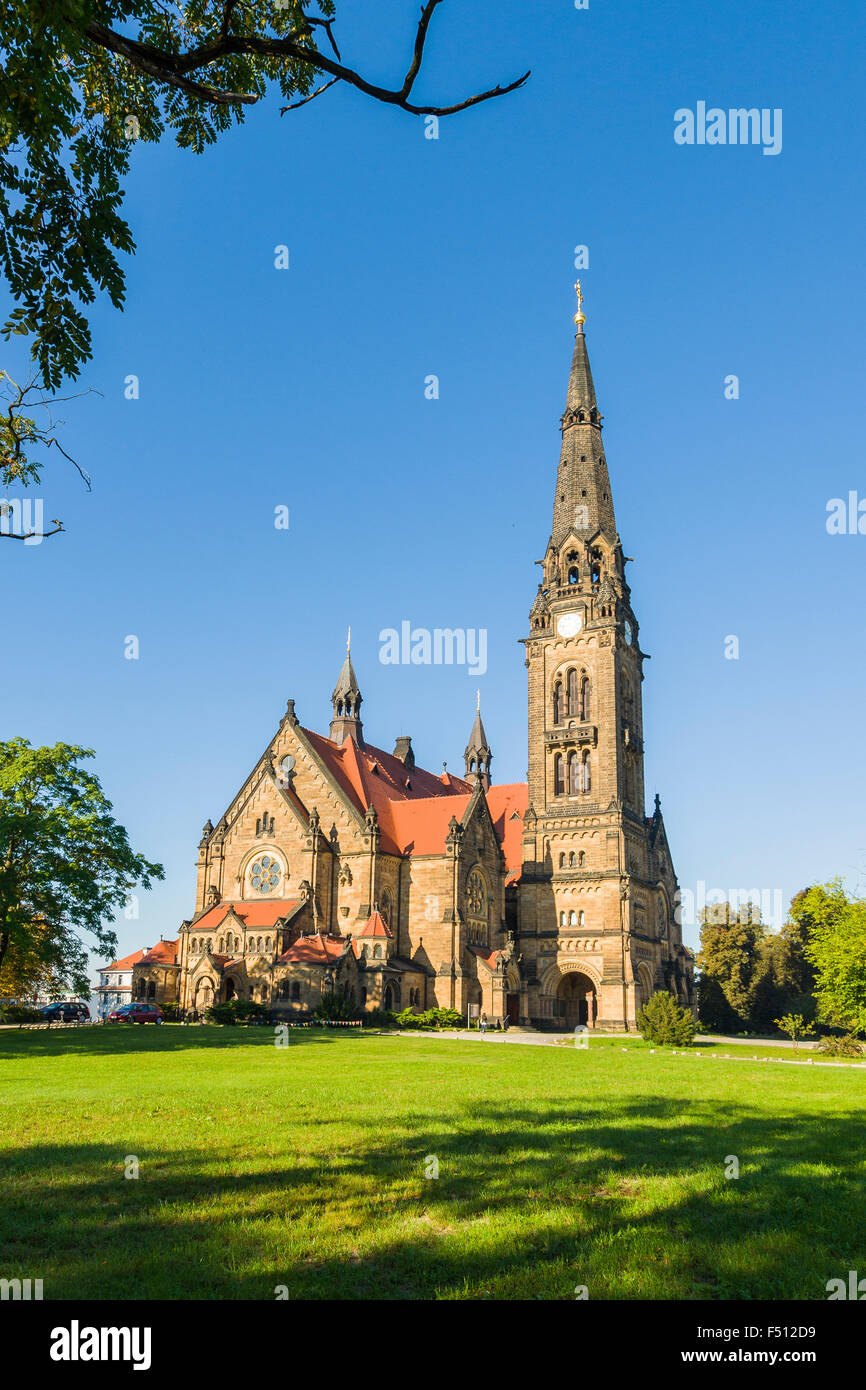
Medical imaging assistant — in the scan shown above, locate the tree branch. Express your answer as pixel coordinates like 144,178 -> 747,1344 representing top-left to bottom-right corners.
83,3 -> 530,117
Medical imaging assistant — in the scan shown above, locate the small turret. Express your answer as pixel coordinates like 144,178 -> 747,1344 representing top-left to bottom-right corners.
464,693 -> 493,790
329,629 -> 364,746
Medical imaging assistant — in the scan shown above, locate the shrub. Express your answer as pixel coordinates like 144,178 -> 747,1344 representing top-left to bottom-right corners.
363,1008 -> 396,1028
637,991 -> 697,1047
816,1034 -> 864,1057
160,1001 -> 180,1021
205,999 -> 269,1026
314,991 -> 361,1022
394,1007 -> 425,1029
426,1007 -> 462,1029
0,1005 -> 44,1023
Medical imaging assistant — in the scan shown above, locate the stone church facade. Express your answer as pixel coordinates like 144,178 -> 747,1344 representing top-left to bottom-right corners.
164,303 -> 694,1031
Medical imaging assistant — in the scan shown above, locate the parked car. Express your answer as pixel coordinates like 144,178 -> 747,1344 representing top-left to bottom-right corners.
106,1002 -> 164,1025
40,1001 -> 90,1023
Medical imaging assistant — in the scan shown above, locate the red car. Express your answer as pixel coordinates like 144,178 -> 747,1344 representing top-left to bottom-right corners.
106,1002 -> 164,1025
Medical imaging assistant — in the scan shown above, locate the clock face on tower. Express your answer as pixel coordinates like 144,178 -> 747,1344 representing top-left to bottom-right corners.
556,612 -> 583,638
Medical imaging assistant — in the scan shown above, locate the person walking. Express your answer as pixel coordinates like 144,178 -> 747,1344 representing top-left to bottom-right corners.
480,1011 -> 488,1034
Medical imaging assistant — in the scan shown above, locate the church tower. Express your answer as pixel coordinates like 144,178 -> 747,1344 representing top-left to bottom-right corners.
518,285 -> 694,1031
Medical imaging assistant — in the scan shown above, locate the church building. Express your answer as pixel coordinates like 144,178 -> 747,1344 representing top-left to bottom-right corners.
170,293 -> 695,1030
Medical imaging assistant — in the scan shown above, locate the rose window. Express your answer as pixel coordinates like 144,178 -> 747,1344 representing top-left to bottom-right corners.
251,855 -> 281,895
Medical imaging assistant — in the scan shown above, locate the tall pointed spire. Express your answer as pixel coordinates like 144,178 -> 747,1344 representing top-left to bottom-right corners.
329,630 -> 364,746
551,284 -> 616,546
464,694 -> 492,790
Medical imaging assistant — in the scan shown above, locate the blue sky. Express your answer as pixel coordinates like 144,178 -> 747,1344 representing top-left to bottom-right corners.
2,0 -> 865,971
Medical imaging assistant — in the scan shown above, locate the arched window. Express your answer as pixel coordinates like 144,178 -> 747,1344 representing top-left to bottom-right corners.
373,944 -> 383,960
553,681 -> 562,724
560,911 -> 567,927
582,751 -> 592,793
578,910 -> 585,927
568,851 -> 576,868
568,566 -> 579,585
380,889 -> 393,929
569,910 -> 578,926
568,751 -> 580,794
291,981 -> 300,1001
580,677 -> 591,722
578,851 -> 585,868
554,754 -> 565,796
567,668 -> 579,717
465,868 -> 488,946
360,987 -> 367,1005
261,983 -> 269,1002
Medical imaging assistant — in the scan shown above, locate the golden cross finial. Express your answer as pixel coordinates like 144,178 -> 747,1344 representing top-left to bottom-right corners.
574,280 -> 586,328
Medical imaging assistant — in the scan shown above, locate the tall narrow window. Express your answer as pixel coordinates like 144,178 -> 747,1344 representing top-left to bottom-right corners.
568,752 -> 580,794
554,754 -> 565,796
567,668 -> 579,717
582,751 -> 592,793
580,677 -> 591,722
553,681 -> 562,724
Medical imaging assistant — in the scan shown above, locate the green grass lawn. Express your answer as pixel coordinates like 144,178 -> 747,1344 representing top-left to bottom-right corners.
1,1025 -> 863,1300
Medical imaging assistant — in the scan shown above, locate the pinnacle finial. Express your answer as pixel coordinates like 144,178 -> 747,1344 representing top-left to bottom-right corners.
346,625 -> 351,654
574,280 -> 586,330
476,688 -> 481,712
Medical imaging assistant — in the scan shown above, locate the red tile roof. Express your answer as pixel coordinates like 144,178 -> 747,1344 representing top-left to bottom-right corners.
279,933 -> 347,966
469,945 -> 501,970
138,939 -> 179,966
302,727 -> 471,853
485,783 -> 528,884
299,728 -> 527,875
358,909 -> 393,939
101,948 -> 147,973
191,900 -> 300,931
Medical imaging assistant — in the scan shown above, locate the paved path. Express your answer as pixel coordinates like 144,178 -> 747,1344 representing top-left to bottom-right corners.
386,1029 -> 863,1070
388,1029 -> 818,1050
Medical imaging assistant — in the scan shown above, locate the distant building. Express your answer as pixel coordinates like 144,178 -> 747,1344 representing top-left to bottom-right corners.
94,940 -> 178,1018
94,951 -> 142,1018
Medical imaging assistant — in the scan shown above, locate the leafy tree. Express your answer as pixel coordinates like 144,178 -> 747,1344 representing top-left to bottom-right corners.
0,738 -> 164,996
774,1012 -> 815,1050
696,904 -> 766,1031
636,991 -> 696,1047
1,0 -> 528,524
801,880 -> 866,1036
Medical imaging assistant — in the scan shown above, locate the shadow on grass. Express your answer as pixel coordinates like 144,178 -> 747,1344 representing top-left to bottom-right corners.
0,1091 -> 861,1301
0,1024 -> 372,1058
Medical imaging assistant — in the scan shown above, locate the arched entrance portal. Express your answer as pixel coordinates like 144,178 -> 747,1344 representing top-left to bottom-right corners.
555,971 -> 597,1029
195,977 -> 214,1012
